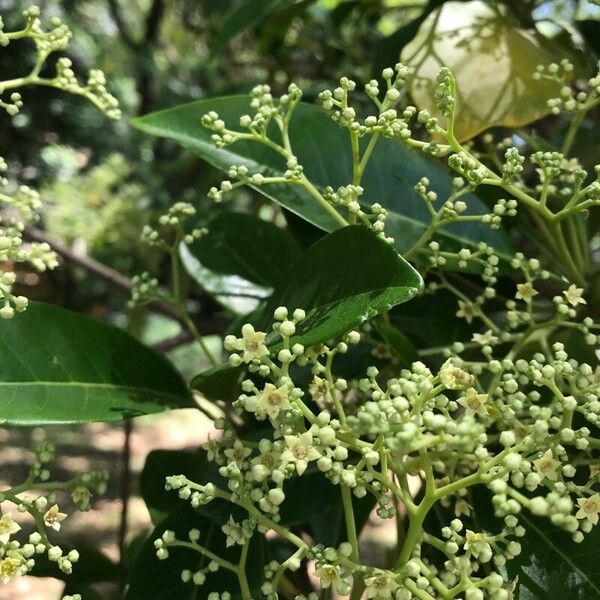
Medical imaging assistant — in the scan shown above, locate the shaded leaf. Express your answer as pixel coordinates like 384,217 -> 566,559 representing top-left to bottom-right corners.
0,302 -> 193,425
180,211 -> 301,315
192,226 -> 423,396
401,0 -> 564,141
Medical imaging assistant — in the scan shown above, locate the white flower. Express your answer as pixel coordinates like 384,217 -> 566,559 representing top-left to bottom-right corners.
281,432 -> 320,475
533,449 -> 560,482
472,329 -> 498,346
515,281 -> 538,303
440,360 -> 474,390
563,284 -> 586,307
576,494 -> 600,525
0,513 -> 21,543
222,516 -> 244,547
315,564 -> 345,594
456,300 -> 476,323
43,504 -> 67,531
256,383 -> 291,419
0,555 -> 24,583
458,387 -> 489,418
364,574 -> 399,599
232,324 -> 269,362
224,440 -> 251,466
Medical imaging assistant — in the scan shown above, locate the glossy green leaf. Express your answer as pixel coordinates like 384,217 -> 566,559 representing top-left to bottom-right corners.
401,0 -> 564,142
259,225 -> 423,347
180,211 -> 301,314
125,507 -> 264,600
0,302 -> 193,425
133,97 -> 511,256
192,225 -> 423,395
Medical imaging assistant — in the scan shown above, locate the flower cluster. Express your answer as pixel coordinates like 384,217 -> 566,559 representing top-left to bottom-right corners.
0,6 -> 120,317
0,443 -> 108,584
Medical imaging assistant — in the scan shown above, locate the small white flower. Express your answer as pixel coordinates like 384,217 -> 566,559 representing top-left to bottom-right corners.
515,281 -> 538,303
256,383 -> 291,419
456,300 -> 476,323
364,573 -> 399,599
0,513 -> 21,543
472,329 -> 498,346
533,449 -> 560,482
233,324 -> 269,363
440,360 -> 474,390
576,494 -> 600,525
224,440 -> 251,466
281,432 -> 320,475
43,504 -> 67,531
563,284 -> 586,307
458,387 -> 489,418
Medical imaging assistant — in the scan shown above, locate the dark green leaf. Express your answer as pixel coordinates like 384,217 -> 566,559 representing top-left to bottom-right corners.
259,225 -> 423,347
374,321 -> 419,367
470,486 -> 600,599
0,302 -> 193,425
180,211 -> 301,315
192,226 -> 423,396
184,212 -> 301,288
133,97 -> 511,257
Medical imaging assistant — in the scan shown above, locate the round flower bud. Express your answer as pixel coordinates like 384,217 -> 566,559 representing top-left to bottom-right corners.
279,320 -> 296,337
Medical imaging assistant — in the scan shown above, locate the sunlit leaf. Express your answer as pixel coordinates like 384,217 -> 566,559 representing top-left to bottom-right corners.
401,0 -> 564,141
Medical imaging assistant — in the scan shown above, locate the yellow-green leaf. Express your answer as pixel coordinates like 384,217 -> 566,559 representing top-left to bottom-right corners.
401,1 -> 563,141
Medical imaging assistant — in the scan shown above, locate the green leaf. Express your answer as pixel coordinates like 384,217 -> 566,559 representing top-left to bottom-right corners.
374,321 -> 419,367
125,507 -> 264,600
0,302 -> 193,425
211,0 -> 286,58
401,0 -> 565,142
180,211 -> 301,315
259,225 -> 423,347
192,225 -> 423,396
133,97 -> 511,257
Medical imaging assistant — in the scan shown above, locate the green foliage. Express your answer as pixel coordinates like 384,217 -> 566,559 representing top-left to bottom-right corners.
0,302 -> 192,424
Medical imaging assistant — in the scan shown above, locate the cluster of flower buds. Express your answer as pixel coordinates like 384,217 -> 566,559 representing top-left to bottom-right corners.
0,443 -> 108,585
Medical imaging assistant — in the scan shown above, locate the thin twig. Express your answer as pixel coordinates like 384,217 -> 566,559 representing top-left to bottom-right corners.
23,226 -> 229,335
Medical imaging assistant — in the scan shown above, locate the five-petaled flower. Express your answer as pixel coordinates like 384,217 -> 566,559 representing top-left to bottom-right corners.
257,383 -> 291,419
458,387 -> 489,418
281,432 -> 320,475
563,284 -> 586,307
456,300 -> 477,323
0,513 -> 20,544
576,494 -> 600,525
43,504 -> 67,531
533,449 -> 560,482
237,324 -> 269,362
315,564 -> 345,594
515,281 -> 538,303
224,440 -> 252,466
364,573 -> 399,599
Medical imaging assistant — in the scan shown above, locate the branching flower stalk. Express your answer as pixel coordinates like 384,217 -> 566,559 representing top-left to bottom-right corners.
0,443 -> 108,583
146,58 -> 600,599
0,5 -> 120,318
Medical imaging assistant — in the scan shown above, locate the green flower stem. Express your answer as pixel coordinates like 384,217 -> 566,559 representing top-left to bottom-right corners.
341,484 -> 360,562
168,539 -> 238,572
561,109 -> 586,156
404,576 -> 438,600
237,540 -> 252,600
